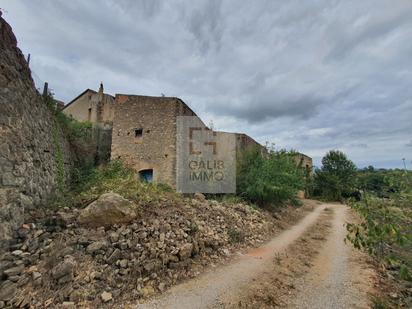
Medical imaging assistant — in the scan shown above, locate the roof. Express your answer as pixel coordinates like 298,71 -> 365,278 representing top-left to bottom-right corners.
63,88 -> 115,110
62,89 -> 96,110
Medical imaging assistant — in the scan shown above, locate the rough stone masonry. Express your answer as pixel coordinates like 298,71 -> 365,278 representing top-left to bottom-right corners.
0,15 -> 73,249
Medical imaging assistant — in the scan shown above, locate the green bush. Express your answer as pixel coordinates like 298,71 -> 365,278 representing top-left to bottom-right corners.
355,166 -> 410,197
346,172 -> 412,283
236,147 -> 305,207
314,150 -> 357,201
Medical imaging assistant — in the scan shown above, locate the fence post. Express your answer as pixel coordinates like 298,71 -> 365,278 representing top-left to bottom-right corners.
42,82 -> 48,99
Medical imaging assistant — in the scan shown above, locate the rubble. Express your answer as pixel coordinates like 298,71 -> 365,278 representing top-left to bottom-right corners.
0,193 -> 308,308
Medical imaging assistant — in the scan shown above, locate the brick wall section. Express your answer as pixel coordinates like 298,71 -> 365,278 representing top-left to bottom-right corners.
0,16 -> 73,249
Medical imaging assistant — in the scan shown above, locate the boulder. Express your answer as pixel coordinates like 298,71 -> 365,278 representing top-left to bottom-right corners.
101,291 -> 112,303
78,193 -> 138,227
0,281 -> 17,301
51,255 -> 76,282
178,243 -> 193,260
86,241 -> 108,254
194,192 -> 206,202
3,265 -> 24,277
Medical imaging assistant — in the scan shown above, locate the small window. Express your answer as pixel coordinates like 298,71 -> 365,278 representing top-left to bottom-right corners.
134,128 -> 143,138
88,108 -> 92,121
139,169 -> 153,182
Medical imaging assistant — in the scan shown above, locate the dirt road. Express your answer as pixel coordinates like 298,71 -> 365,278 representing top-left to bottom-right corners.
289,204 -> 375,309
136,204 -> 375,309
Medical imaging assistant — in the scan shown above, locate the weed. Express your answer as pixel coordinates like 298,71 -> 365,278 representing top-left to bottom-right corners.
228,228 -> 245,244
371,296 -> 389,309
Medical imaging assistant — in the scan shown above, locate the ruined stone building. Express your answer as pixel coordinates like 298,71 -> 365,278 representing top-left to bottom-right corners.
63,85 -> 312,190
63,87 -> 264,188
111,94 -> 200,186
63,84 -> 114,163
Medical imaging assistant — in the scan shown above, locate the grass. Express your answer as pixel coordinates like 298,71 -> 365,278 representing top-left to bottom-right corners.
50,159 -> 178,209
371,296 -> 390,309
228,227 -> 245,243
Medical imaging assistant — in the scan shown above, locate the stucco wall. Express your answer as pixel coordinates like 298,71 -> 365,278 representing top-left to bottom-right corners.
63,90 -> 96,122
63,90 -> 115,125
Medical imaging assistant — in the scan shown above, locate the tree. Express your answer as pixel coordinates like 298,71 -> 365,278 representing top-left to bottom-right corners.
237,147 -> 305,207
314,150 -> 357,200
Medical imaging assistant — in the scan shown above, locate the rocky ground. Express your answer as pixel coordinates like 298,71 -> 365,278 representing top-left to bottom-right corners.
0,193 -> 312,308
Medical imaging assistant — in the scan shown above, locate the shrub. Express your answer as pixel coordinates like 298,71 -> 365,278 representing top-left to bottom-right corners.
237,147 -> 305,207
346,172 -> 412,283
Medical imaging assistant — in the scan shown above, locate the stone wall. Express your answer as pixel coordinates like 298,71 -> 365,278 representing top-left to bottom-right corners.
0,16 -> 73,249
111,95 -> 179,186
235,133 -> 262,152
294,153 -> 313,172
111,95 -> 204,188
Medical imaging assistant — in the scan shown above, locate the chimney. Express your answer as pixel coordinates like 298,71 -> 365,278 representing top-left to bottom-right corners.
99,82 -> 104,94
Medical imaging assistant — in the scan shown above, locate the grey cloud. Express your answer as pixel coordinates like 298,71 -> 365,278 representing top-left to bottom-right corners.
185,0 -> 223,53
2,0 -> 412,168
350,143 -> 368,149
216,94 -> 324,123
326,1 -> 412,60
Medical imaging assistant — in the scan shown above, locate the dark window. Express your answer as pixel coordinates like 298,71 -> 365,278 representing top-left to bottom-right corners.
134,128 -> 143,138
88,108 -> 92,121
139,169 -> 153,182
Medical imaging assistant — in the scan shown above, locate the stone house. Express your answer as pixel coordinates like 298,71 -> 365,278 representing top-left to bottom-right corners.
294,153 -> 313,175
62,84 -> 114,163
63,85 -> 312,190
63,83 -> 115,128
110,94 -> 198,186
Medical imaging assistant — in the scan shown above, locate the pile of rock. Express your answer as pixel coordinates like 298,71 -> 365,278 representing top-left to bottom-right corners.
0,193 -> 283,308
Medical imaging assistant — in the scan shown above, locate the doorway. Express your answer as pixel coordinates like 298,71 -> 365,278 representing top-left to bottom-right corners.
139,169 -> 153,183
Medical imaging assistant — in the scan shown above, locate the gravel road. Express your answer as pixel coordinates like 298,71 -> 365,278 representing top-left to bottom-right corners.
136,204 -> 326,309
290,204 -> 373,309
136,204 -> 374,309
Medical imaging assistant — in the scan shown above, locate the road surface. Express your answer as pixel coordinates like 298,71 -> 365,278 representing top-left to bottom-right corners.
136,203 -> 374,309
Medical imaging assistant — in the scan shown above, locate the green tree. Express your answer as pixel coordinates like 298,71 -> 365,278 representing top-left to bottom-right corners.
314,150 -> 357,200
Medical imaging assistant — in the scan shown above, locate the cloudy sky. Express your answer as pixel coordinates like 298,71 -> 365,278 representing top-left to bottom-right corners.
1,0 -> 412,169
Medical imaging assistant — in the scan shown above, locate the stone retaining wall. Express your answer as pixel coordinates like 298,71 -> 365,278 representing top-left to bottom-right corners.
0,15 -> 73,249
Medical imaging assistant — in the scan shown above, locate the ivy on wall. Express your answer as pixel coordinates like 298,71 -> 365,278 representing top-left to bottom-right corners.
52,122 -> 65,193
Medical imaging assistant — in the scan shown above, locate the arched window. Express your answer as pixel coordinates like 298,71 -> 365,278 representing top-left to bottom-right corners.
139,169 -> 153,182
